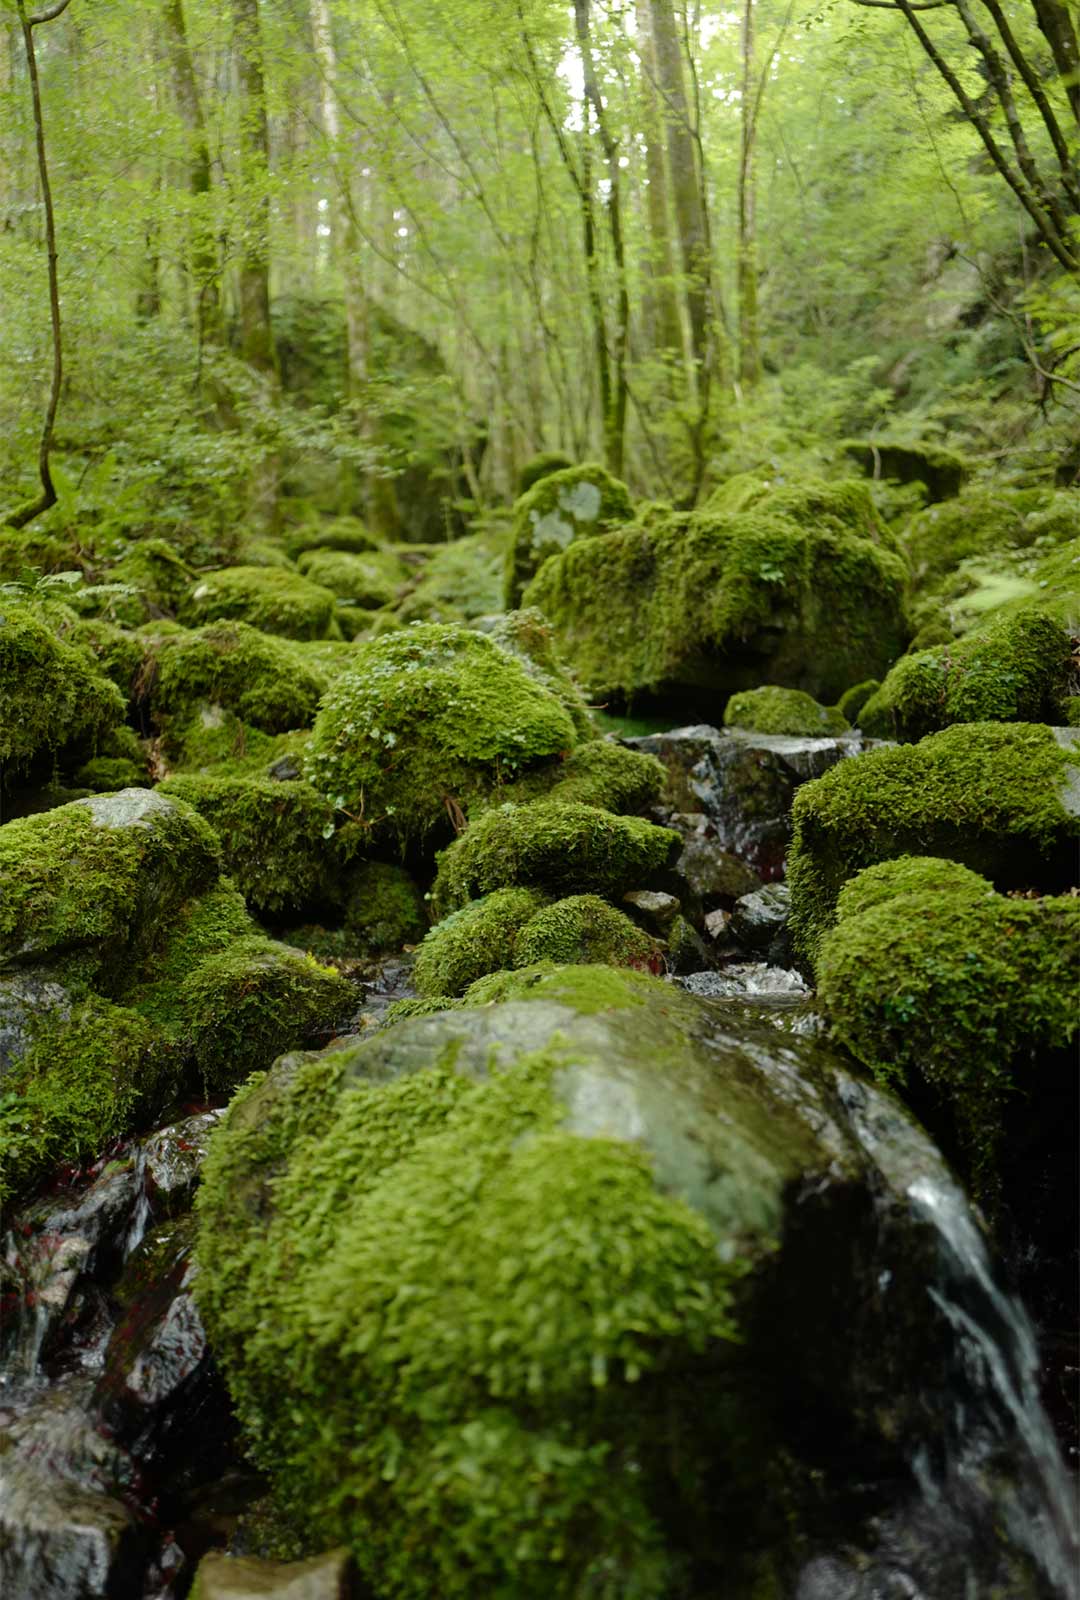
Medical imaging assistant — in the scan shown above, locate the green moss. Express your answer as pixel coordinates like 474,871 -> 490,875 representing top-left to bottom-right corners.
0,603 -> 124,774
132,879 -> 257,1000
837,679 -> 880,723
475,607 -> 594,739
73,755 -> 149,792
524,502 -> 910,704
194,1020 -> 742,1598
518,451 -> 574,496
383,994 -> 466,1023
394,527 -> 508,625
150,621 -> 326,739
343,862 -> 428,953
833,854 -> 993,923
157,774 -> 336,913
303,623 -> 579,847
515,894 -> 661,972
760,476 -> 899,553
431,801 -> 680,915
506,463 -> 635,608
413,888 -> 546,997
0,790 -> 221,986
817,880 -> 1079,1187
168,935 -> 354,1092
499,738 -> 664,815
296,548 -> 407,610
459,961 -> 662,1013
858,612 -> 1070,741
840,440 -> 970,502
723,687 -> 849,738
68,618 -> 148,698
284,516 -> 380,560
787,721 -> 1080,966
703,472 -> 772,516
1061,696 -> 1080,727
0,999 -> 168,1205
180,566 -> 338,640
903,487 -> 1078,586
110,538 -> 195,614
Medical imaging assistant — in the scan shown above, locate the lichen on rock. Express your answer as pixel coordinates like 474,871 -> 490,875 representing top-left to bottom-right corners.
505,462 -> 634,608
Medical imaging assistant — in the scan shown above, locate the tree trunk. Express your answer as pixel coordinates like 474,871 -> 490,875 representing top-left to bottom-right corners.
162,0 -> 222,345
634,0 -> 685,366
1031,0 -> 1080,126
737,0 -> 762,388
231,0 -> 276,377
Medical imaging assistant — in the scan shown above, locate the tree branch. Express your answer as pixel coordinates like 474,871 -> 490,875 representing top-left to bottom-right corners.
28,0 -> 74,23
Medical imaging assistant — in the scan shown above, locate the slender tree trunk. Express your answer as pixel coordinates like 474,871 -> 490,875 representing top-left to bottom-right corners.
1031,0 -> 1080,126
737,0 -> 762,388
634,0 -> 684,365
162,0 -> 222,345
5,0 -> 68,530
231,0 -> 276,376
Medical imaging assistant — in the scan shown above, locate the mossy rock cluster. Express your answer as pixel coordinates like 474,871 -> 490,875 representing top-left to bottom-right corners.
723,686 -> 849,738
148,621 -> 327,743
787,722 -> 1080,964
524,478 -> 910,705
296,547 -> 408,610
505,463 -> 635,608
180,566 -> 339,640
0,601 -> 125,779
341,861 -> 429,953
903,486 -> 1079,586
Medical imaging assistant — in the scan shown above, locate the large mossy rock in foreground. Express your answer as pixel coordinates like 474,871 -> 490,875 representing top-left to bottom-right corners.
788,722 -> 1080,965
524,480 -> 909,705
303,623 -> 580,847
194,969 -> 1060,1599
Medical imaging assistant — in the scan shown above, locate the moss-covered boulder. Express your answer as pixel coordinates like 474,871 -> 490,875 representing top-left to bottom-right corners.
110,537 -> 195,615
524,492 -> 909,705
501,738 -> 665,815
303,624 -> 579,847
515,894 -> 661,972
723,686 -> 849,738
150,622 -> 325,737
157,775 -> 336,914
788,722 -> 1080,966
413,888 -> 546,997
817,858 -> 1079,1186
431,801 -> 680,914
474,607 -> 593,739
857,611 -> 1070,740
295,548 -> 407,610
0,604 -> 125,777
194,972 -> 1043,1596
841,439 -> 970,502
342,862 -> 428,953
180,567 -> 338,640
284,516 -> 381,560
837,678 -> 880,724
506,463 -> 634,608
517,451 -> 574,496
0,789 -> 221,988
903,486 -> 1079,586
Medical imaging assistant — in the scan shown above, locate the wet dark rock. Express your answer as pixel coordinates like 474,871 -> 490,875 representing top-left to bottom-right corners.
139,1112 -> 224,1219
625,724 -> 882,877
0,1462 -> 148,1600
265,756 -> 303,783
665,913 -> 712,974
674,834 -> 763,903
677,963 -> 810,1000
730,882 -> 792,965
190,1547 -> 356,1599
621,888 -> 681,934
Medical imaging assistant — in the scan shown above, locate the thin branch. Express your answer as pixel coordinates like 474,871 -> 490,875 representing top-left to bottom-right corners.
28,0 -> 73,24
976,0 -> 1080,211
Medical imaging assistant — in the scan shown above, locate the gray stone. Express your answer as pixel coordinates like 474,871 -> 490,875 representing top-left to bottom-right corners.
0,971 -> 72,1080
730,882 -> 792,959
621,888 -> 681,933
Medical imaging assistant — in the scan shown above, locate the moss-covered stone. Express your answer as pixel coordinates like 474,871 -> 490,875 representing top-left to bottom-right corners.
475,607 -> 594,739
68,617 -> 148,699
1062,695 -> 1080,727
758,476 -> 900,552
460,960 -> 660,1012
837,678 -> 880,724
149,621 -> 326,742
499,738 -> 665,815
296,548 -> 407,610
524,497 -> 910,705
157,774 -> 336,913
841,439 -> 970,502
284,516 -> 380,560
413,888 -> 546,997
394,527 -> 508,625
514,894 -> 661,973
431,801 -> 680,915
833,854 -> 993,923
0,603 -> 125,776
858,612 -> 1070,740
110,537 -> 195,614
817,867 -> 1079,1186
180,566 -> 338,640
517,451 -> 574,496
903,486 -> 1079,585
0,997 -> 168,1205
0,789 -> 221,988
73,755 -> 150,792
303,624 -> 579,847
787,722 -> 1080,966
342,862 -> 428,953
723,686 -> 849,738
506,463 -> 635,608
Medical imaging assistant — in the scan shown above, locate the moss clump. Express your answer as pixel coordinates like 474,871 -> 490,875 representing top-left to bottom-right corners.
73,755 -> 149,792
394,527 -> 508,625
180,566 -> 338,640
723,686 -> 849,738
833,854 -> 993,923
787,722 -> 1080,966
413,888 -> 546,997
858,612 -> 1070,741
837,678 -> 880,724
304,624 -> 579,846
168,935 -> 354,1092
132,880 -> 257,1000
1062,696 -> 1080,727
157,775 -> 336,913
524,501 -> 910,705
194,1010 -> 743,1599
284,516 -> 380,560
0,999 -> 167,1205
841,439 -> 970,502
903,487 -> 1078,585
68,618 -> 148,698
500,738 -> 666,816
506,462 -> 635,608
296,548 -> 407,609
817,874 -> 1079,1186
110,538 -> 195,614
343,862 -> 428,953
149,622 -> 326,755
0,604 -> 124,775
760,476 -> 899,552
517,451 -> 574,496
431,801 -> 680,915
515,895 -> 661,973
475,607 -> 594,739
0,789 -> 221,986
460,960 -> 660,1013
